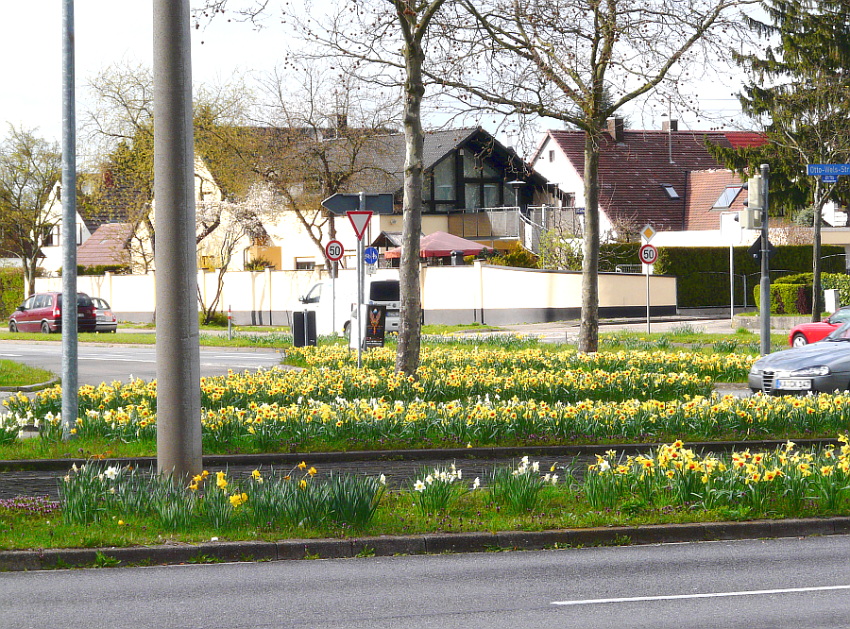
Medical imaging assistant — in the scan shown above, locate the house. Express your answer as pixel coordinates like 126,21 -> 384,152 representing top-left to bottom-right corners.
532,118 -> 767,245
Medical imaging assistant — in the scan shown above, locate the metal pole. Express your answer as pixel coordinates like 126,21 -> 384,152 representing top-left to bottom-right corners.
153,0 -> 202,478
61,0 -> 78,441
759,163 -> 771,356
645,263 -> 651,334
730,244 -> 734,324
357,192 -> 365,368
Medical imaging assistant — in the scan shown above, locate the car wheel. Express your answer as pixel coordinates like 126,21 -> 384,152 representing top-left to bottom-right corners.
9,321 -> 17,333
791,333 -> 808,348
41,321 -> 52,334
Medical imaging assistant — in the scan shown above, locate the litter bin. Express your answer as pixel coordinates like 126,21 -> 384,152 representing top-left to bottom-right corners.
292,310 -> 317,347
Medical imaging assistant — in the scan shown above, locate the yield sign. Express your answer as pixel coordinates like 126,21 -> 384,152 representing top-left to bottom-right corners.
348,210 -> 372,240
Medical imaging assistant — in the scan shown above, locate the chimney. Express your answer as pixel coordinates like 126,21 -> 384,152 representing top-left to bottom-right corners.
662,119 -> 678,132
607,117 -> 624,142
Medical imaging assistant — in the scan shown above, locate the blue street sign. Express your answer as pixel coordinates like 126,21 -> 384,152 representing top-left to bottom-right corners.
364,246 -> 379,265
807,164 -> 850,177
822,175 -> 839,183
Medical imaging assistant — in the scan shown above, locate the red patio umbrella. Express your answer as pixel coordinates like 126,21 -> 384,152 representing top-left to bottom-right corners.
383,231 -> 489,259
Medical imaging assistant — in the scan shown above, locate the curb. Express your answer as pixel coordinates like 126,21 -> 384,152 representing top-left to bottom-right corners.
0,378 -> 60,394
3,517 -> 849,572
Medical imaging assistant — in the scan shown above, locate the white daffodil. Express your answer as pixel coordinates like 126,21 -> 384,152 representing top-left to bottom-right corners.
414,480 -> 426,492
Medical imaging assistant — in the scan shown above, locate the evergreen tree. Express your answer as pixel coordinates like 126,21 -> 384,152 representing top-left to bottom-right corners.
709,1 -> 850,319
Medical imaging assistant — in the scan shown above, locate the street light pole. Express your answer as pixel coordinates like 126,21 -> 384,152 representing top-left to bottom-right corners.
759,164 -> 771,356
61,0 -> 78,441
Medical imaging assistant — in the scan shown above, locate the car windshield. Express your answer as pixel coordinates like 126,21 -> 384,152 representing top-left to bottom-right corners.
824,322 -> 850,341
57,294 -> 93,308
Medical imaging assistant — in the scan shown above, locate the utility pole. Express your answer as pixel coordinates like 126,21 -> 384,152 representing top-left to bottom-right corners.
61,0 -> 78,441
153,0 -> 202,478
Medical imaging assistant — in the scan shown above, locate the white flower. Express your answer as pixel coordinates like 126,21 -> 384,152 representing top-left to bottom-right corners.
425,475 -> 434,485
598,460 -> 611,472
531,461 -> 540,473
414,480 -> 426,492
378,474 -> 387,485
551,475 -> 559,485
456,469 -> 462,480
471,477 -> 481,490
104,466 -> 119,480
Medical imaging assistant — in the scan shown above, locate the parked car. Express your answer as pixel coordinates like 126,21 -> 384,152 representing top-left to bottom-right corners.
750,322 -> 850,394
8,291 -> 97,334
91,297 -> 118,333
788,306 -> 850,347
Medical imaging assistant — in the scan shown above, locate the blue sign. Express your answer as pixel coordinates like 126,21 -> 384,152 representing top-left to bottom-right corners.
822,175 -> 839,183
364,246 -> 379,265
807,164 -> 850,177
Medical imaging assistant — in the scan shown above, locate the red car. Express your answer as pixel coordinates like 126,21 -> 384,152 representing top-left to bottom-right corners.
789,306 -> 850,347
8,291 -> 97,334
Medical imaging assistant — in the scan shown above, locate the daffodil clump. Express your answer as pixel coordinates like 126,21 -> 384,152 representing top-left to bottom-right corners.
583,436 -> 850,516
58,461 -> 385,532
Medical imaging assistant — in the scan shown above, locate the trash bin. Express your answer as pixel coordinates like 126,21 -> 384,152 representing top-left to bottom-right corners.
450,250 -> 465,266
292,310 -> 317,347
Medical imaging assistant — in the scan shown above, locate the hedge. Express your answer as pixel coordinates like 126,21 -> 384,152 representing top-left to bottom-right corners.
0,266 -> 24,320
653,244 -> 845,309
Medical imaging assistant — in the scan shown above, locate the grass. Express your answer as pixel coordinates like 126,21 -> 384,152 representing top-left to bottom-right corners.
0,360 -> 54,387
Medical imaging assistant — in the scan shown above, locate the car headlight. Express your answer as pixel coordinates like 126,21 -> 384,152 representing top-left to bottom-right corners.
789,366 -> 831,377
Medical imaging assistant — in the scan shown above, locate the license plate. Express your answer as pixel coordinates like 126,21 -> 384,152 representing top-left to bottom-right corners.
774,378 -> 812,390
77,312 -> 83,318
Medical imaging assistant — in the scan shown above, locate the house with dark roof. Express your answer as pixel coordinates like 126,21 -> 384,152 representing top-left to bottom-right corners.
532,119 -> 767,245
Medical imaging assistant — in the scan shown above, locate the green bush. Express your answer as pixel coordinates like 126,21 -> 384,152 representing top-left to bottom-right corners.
0,266 -> 24,319
200,311 -> 229,327
753,283 -> 811,315
823,273 -> 850,306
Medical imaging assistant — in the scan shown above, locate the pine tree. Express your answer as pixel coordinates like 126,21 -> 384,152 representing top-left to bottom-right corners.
710,1 -> 850,319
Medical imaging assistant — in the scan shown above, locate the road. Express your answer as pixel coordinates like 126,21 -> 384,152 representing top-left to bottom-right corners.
2,535 -> 849,628
0,342 -> 285,385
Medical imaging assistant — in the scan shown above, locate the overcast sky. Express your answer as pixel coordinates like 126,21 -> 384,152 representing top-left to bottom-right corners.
1,2 -> 751,152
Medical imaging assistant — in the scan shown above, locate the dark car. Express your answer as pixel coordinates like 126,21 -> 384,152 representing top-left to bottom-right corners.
8,291 -> 97,334
788,306 -> 850,347
749,322 -> 850,394
91,297 -> 118,333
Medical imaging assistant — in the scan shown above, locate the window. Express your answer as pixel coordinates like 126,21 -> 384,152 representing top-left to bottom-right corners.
549,150 -> 555,162
433,157 -> 455,201
713,186 -> 742,209
661,184 -> 680,199
295,258 -> 316,270
465,183 -> 481,210
483,183 -> 500,208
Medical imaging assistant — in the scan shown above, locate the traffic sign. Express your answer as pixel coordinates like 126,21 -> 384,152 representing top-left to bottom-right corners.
321,193 -> 394,215
325,239 -> 344,261
822,175 -> 839,184
641,224 -> 656,242
347,210 -> 372,240
364,246 -> 379,265
638,243 -> 658,265
807,164 -> 850,177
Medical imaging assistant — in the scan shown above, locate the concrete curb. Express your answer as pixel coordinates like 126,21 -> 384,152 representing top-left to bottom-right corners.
0,378 -> 60,394
3,517 -> 850,571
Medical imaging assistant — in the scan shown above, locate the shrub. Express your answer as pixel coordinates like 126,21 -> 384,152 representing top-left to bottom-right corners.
0,266 -> 24,319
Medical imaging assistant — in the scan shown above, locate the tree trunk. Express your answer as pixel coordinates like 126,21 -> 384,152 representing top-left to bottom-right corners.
395,35 -> 425,376
578,129 -> 601,353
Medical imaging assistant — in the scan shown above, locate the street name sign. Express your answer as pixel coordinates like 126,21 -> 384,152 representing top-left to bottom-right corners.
807,164 -> 850,177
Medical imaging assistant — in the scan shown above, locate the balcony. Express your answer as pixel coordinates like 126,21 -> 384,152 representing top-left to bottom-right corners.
449,206 -> 582,255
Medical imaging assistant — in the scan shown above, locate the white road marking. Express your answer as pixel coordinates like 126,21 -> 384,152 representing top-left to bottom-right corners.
0,353 -> 23,357
551,584 -> 850,606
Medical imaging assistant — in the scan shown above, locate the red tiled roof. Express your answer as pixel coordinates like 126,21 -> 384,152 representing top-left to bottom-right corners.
723,131 -> 768,149
76,223 -> 133,267
548,129 -> 753,231
685,170 -> 745,230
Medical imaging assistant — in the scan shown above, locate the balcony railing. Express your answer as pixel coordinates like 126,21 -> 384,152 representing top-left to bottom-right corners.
451,206 -> 582,255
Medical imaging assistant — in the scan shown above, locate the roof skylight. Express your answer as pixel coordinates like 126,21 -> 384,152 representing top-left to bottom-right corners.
661,184 -> 680,199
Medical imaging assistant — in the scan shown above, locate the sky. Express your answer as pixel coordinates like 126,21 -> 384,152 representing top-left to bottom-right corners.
0,2 -> 752,155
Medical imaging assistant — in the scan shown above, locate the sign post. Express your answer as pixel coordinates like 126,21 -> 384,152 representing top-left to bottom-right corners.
639,227 -> 657,334
347,202 -> 372,368
324,239 -> 344,334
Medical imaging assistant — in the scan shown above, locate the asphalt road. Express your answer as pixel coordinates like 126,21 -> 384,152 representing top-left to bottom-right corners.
2,534 -> 849,628
0,341 -> 285,385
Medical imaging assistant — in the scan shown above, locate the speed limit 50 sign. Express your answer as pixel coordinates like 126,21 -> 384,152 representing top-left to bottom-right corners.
638,243 -> 658,265
325,239 -> 344,261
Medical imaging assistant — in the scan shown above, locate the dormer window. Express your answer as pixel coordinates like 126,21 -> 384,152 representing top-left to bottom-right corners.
712,185 -> 743,209
661,183 -> 680,199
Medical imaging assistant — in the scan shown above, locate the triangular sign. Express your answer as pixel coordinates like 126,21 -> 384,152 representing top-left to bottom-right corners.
347,210 -> 372,240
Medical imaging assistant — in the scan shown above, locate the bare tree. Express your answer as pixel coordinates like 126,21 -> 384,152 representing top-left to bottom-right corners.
427,0 -> 757,351
0,126 -> 62,296
194,0 -> 450,376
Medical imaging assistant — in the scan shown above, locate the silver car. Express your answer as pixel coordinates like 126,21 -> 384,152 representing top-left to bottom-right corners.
91,297 -> 118,333
749,322 -> 850,394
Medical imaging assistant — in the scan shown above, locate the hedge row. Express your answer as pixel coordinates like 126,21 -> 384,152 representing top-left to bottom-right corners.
651,244 -> 845,309
0,266 -> 24,320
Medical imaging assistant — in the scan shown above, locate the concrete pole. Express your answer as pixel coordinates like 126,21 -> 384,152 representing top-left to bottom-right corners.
61,0 -> 78,441
153,0 -> 202,478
